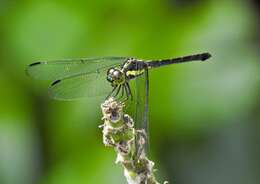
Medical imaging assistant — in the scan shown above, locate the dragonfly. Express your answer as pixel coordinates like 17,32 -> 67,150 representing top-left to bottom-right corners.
27,52 -> 211,156
26,53 -> 211,101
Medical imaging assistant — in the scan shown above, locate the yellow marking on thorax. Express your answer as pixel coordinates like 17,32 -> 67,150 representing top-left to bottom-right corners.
126,69 -> 144,77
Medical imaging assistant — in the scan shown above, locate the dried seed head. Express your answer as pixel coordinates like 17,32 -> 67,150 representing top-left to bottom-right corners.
101,98 -> 124,123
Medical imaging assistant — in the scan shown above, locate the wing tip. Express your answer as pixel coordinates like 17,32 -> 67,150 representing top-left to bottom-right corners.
26,61 -> 44,77
48,87 -> 81,101
48,82 -> 62,100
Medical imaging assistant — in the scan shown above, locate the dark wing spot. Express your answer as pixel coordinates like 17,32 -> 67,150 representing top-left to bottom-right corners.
51,79 -> 61,86
29,62 -> 41,66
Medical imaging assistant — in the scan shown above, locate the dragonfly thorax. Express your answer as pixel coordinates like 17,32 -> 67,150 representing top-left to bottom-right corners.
107,68 -> 126,87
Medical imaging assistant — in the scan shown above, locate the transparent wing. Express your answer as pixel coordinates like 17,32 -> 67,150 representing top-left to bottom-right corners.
134,68 -> 149,155
48,68 -> 112,100
26,57 -> 127,81
125,66 -> 149,157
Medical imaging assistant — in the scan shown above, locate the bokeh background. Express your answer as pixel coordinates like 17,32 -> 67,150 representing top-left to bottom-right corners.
0,0 -> 259,184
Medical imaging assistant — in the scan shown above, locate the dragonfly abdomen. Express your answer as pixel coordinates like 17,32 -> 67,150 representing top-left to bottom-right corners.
147,52 -> 211,68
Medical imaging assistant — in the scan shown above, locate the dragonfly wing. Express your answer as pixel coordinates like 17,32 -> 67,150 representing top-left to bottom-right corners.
26,57 -> 128,81
48,69 -> 112,100
134,68 -> 149,155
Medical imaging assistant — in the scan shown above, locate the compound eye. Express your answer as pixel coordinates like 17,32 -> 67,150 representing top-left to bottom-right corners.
113,70 -> 121,79
107,68 -> 114,75
107,76 -> 112,82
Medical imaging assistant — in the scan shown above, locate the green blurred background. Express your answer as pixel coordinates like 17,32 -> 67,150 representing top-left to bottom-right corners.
0,0 -> 259,184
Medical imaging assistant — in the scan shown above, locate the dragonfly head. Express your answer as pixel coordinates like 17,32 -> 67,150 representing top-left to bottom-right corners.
107,68 -> 125,86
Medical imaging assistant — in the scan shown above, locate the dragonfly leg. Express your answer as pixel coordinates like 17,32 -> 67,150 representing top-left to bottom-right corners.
106,85 -> 117,99
114,85 -> 121,98
126,82 -> 133,100
123,84 -> 129,102
119,84 -> 125,99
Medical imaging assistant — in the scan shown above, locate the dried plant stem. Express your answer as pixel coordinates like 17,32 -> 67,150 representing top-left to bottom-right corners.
100,98 -> 167,184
